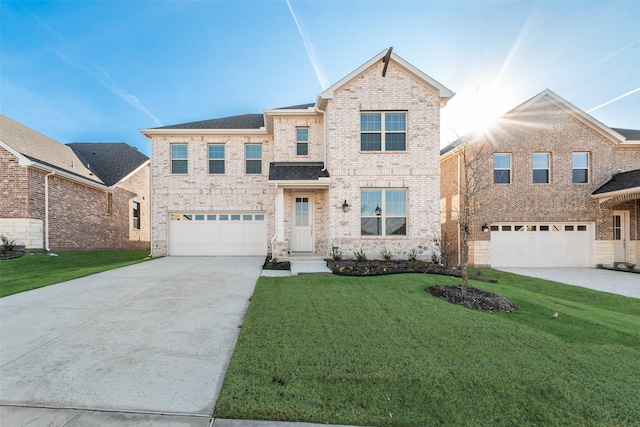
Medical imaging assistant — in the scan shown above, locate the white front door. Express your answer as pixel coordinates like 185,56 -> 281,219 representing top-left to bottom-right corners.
291,195 -> 313,252
613,211 -> 629,263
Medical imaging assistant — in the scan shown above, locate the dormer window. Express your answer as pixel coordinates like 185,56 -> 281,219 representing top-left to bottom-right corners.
296,127 -> 309,156
360,112 -> 406,152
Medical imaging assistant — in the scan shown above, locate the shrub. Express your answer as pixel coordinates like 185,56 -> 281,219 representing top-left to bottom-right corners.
269,257 -> 279,266
431,251 -> 441,264
381,250 -> 392,261
354,249 -> 368,262
625,263 -> 636,271
1,235 -> 16,253
331,246 -> 342,261
408,249 -> 418,263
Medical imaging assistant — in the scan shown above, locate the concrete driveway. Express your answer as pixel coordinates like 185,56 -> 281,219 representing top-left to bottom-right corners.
0,256 -> 263,426
497,267 -> 640,299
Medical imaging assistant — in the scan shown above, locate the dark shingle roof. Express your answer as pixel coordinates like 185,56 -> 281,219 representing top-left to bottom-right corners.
276,103 -> 315,110
156,114 -> 264,130
268,162 -> 330,181
592,169 -> 640,195
612,128 -> 640,141
68,143 -> 149,186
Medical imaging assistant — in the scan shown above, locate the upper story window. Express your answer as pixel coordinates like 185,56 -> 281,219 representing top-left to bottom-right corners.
360,112 -> 406,152
572,152 -> 589,183
532,153 -> 550,184
360,188 -> 407,236
171,144 -> 188,174
296,127 -> 309,156
245,144 -> 262,174
208,144 -> 225,174
132,201 -> 140,230
493,153 -> 511,184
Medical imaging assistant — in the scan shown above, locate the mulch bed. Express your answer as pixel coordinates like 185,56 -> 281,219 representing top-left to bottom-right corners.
262,257 -> 291,270
427,285 -> 518,313
0,250 -> 25,261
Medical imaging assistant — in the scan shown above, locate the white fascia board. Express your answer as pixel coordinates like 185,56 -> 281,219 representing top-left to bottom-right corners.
318,50 -> 455,105
591,187 -> 640,200
267,179 -> 331,188
263,108 -> 318,116
140,128 -> 268,137
0,140 -> 32,166
110,159 -> 150,189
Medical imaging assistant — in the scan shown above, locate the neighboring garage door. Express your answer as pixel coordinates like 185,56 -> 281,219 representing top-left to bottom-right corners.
491,223 -> 592,267
169,213 -> 267,256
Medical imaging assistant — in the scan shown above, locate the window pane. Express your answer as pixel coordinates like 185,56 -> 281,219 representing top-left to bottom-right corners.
195,214 -> 204,221
361,217 -> 382,236
572,169 -> 587,183
296,143 -> 308,156
243,215 -> 253,221
207,215 -> 216,220
361,190 -> 382,216
532,153 -> 549,168
208,145 -> 224,159
385,112 -> 406,131
172,159 -> 188,174
572,153 -> 588,168
296,128 -> 309,142
386,217 -> 406,235
246,159 -> 262,174
385,133 -> 406,151
231,214 -> 241,221
219,215 -> 228,220
361,133 -> 381,151
385,189 -> 406,216
360,113 -> 381,131
171,145 -> 187,159
533,169 -> 549,183
209,160 -> 225,174
245,144 -> 262,159
255,214 -> 265,220
494,153 -> 510,169
494,170 -> 510,183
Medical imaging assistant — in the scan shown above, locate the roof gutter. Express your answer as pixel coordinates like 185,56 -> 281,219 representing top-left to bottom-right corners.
315,103 -> 328,171
591,186 -> 640,200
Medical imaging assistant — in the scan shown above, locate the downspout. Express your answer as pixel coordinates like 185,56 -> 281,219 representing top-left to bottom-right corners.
44,171 -> 55,251
316,104 -> 328,171
457,154 -> 461,266
270,182 -> 278,258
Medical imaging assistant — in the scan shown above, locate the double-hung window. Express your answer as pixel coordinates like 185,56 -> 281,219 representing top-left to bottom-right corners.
532,153 -> 550,183
493,153 -> 511,184
296,127 -> 309,156
360,189 -> 407,236
208,144 -> 225,174
245,144 -> 262,174
360,112 -> 406,151
171,144 -> 188,174
572,152 -> 589,183
132,201 -> 140,230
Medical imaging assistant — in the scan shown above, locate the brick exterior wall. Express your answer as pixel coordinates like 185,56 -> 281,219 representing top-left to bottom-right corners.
1,146 -> 150,250
150,59 -> 444,259
440,94 -> 640,266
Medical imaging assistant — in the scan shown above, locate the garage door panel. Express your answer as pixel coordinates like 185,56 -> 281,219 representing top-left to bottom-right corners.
491,224 -> 591,268
169,212 -> 266,256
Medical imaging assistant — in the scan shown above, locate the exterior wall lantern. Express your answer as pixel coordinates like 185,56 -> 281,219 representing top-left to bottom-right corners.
342,200 -> 350,213
375,206 -> 382,216
481,223 -> 490,233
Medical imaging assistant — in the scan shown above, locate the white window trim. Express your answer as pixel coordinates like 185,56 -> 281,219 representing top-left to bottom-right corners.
493,153 -> 511,184
360,188 -> 407,237
245,144 -> 263,175
571,152 -> 590,184
208,144 -> 225,175
360,111 -> 407,152
296,127 -> 309,156
171,144 -> 188,175
532,152 -> 550,184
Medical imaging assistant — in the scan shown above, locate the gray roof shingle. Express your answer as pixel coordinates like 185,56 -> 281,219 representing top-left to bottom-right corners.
592,169 -> 640,195
68,143 -> 149,186
268,162 -> 330,181
154,114 -> 264,130
612,128 -> 640,141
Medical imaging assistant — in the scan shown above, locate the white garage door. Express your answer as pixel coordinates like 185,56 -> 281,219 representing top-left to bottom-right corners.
491,223 -> 592,267
169,213 -> 267,256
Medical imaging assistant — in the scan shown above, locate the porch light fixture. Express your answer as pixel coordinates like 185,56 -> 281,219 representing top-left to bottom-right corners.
342,200 -> 350,213
481,223 -> 490,233
375,206 -> 382,216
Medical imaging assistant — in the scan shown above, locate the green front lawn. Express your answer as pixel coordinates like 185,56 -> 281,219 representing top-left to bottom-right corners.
0,250 -> 150,297
215,270 -> 640,426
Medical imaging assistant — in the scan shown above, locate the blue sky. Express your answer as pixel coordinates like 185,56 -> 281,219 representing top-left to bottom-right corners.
1,0 -> 638,156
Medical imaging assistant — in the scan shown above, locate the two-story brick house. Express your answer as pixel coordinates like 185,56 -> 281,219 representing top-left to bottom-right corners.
142,49 -> 454,259
0,115 -> 150,251
440,90 -> 640,268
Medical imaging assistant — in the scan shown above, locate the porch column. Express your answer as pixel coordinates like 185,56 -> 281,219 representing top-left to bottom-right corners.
276,186 -> 285,241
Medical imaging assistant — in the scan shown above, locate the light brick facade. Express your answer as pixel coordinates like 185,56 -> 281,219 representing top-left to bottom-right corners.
146,51 -> 453,260
440,91 -> 640,267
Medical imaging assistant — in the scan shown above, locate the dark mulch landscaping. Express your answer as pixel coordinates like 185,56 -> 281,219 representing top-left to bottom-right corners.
262,257 -> 291,270
326,259 -> 496,283
0,250 -> 25,261
428,285 -> 518,313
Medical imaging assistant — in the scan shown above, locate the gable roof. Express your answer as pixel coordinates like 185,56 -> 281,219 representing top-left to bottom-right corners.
592,169 -> 640,196
68,143 -> 149,186
317,48 -> 455,109
153,113 -> 265,130
0,115 -> 102,185
268,162 -> 330,181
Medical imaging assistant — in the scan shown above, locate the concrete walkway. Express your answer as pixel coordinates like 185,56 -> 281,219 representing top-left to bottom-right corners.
0,257 -> 262,426
497,267 -> 640,299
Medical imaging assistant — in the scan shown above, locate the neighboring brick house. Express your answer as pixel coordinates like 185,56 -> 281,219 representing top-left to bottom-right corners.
440,90 -> 640,268
142,49 -> 454,259
0,115 -> 150,251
